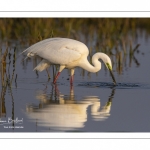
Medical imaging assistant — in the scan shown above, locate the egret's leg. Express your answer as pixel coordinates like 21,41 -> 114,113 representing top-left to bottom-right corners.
53,65 -> 65,84
43,77 -> 50,92
70,69 -> 75,86
46,68 -> 50,79
53,72 -> 61,84
70,85 -> 74,100
53,83 -> 60,95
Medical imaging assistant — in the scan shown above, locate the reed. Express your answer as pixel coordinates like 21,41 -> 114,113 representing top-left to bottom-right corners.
0,46 -> 17,118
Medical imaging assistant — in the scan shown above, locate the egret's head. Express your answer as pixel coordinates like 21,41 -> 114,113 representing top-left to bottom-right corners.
104,56 -> 116,85
92,52 -> 116,85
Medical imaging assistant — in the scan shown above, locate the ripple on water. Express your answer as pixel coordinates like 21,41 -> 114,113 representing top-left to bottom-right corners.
78,82 -> 150,89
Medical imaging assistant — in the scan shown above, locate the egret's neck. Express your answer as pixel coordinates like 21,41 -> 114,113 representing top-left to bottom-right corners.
79,54 -> 102,73
79,52 -> 109,73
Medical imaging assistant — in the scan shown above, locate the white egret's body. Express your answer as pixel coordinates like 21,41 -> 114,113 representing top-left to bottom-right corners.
23,38 -> 116,84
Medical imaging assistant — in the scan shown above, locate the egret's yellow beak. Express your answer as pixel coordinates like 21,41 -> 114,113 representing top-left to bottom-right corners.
106,63 -> 116,85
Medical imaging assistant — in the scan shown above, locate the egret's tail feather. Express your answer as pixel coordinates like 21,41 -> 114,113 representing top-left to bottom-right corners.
24,56 -> 29,61
19,48 -> 31,55
33,59 -> 50,72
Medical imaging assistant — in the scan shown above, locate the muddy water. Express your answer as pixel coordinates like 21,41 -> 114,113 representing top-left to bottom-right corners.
0,36 -> 150,132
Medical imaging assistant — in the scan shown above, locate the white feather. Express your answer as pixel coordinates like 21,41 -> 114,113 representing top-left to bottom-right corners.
23,38 -> 88,65
33,59 -> 50,72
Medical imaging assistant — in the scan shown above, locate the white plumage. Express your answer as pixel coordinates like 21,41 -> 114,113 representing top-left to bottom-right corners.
22,38 -> 116,85
24,38 -> 86,66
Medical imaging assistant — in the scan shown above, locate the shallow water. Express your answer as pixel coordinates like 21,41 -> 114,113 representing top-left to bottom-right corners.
78,82 -> 150,89
0,35 -> 150,132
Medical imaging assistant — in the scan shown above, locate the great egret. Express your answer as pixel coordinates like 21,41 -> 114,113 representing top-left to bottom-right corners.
22,38 -> 116,85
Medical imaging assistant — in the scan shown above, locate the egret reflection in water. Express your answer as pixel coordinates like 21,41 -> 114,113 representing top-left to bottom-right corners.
26,84 -> 115,131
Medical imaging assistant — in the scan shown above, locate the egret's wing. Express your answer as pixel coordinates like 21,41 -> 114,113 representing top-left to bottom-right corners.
22,38 -> 84,65
37,47 -> 81,65
21,38 -> 61,54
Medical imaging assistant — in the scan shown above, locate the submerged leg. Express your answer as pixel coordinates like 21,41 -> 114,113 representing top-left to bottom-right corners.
70,84 -> 74,100
46,68 -> 51,79
70,69 -> 75,86
53,65 -> 65,84
70,76 -> 74,85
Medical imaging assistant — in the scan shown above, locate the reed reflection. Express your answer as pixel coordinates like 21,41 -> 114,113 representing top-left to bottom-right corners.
0,47 -> 16,127
26,85 -> 115,131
